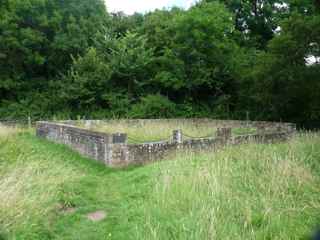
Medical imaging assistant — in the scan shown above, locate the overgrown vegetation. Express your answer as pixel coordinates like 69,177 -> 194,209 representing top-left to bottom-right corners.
0,128 -> 319,239
0,0 -> 319,126
87,121 -> 256,143
139,137 -> 320,239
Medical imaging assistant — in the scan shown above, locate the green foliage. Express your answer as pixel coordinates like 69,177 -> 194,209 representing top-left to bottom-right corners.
110,12 -> 144,37
246,13 -> 320,122
168,2 -> 236,88
102,93 -> 131,118
0,129 -> 320,239
59,31 -> 155,115
139,2 -> 241,114
0,0 -> 319,125
137,133 -> 320,239
60,47 -> 112,111
129,94 -> 177,118
0,0 -> 108,107
108,31 -> 155,97
202,0 -> 285,49
0,92 -> 57,119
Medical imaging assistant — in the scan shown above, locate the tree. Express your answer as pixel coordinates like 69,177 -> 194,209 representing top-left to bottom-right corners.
200,0 -> 288,49
0,0 -> 109,108
247,13 -> 320,122
110,12 -> 144,38
108,31 -> 155,98
141,2 -> 241,115
1,0 -> 319,123
61,31 -> 155,115
60,48 -> 112,111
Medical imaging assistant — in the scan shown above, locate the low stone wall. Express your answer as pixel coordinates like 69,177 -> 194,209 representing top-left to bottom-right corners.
60,118 -> 296,132
36,121 -> 127,166
125,138 -> 226,166
36,120 -> 296,167
124,132 -> 292,166
0,119 -> 34,128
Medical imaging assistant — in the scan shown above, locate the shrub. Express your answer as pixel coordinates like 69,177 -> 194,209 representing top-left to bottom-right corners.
129,94 -> 177,118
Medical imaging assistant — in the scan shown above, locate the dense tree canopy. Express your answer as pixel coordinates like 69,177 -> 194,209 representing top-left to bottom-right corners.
0,0 -> 319,127
0,0 -> 108,117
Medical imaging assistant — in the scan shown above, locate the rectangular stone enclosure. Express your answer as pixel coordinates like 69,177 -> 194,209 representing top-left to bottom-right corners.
36,119 -> 296,167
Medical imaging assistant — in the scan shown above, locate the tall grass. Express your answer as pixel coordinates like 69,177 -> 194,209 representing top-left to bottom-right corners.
0,130 -> 83,238
0,125 -> 21,138
0,126 -> 319,239
135,133 -> 320,239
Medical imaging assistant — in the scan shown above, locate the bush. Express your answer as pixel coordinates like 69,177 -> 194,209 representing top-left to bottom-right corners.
0,93 -> 54,120
129,94 -> 177,118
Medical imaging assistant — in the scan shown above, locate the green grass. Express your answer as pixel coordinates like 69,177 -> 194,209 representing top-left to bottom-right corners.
0,127 -> 319,239
85,122 -> 256,143
232,127 -> 257,135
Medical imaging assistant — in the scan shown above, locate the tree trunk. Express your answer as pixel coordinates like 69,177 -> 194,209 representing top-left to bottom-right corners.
252,0 -> 258,16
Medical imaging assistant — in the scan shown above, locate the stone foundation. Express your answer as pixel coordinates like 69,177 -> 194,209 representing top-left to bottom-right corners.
36,119 -> 296,167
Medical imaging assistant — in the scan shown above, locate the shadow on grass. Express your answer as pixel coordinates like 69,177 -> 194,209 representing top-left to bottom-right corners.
20,131 -> 147,174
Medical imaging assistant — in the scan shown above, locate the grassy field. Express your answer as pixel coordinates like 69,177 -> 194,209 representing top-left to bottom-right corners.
86,121 -> 256,143
0,126 -> 319,239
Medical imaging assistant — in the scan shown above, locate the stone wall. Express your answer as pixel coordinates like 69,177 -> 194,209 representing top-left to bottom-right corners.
36,121 -> 127,166
123,131 -> 291,166
0,119 -> 33,128
60,119 -> 296,132
37,120 -> 296,168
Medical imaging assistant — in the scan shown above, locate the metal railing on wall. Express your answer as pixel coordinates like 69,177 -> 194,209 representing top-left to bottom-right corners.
181,132 -> 215,139
126,129 -> 220,145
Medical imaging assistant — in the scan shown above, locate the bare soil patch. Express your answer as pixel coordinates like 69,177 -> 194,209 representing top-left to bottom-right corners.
86,210 -> 107,222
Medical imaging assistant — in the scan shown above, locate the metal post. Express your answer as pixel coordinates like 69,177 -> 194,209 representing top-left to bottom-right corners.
246,111 -> 250,127
173,130 -> 182,144
216,128 -> 232,140
28,116 -> 31,129
112,133 -> 127,144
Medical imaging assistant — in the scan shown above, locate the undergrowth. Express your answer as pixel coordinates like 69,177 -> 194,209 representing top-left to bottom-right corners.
0,127 -> 319,239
